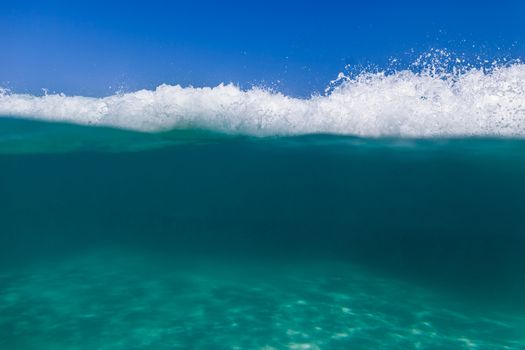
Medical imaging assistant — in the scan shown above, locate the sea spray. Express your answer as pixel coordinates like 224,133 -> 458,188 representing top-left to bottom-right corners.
1,52 -> 525,137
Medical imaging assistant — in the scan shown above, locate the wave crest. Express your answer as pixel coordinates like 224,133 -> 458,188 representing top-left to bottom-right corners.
1,63 -> 525,137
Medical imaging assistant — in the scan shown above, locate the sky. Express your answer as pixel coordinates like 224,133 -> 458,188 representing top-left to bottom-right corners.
1,0 -> 524,97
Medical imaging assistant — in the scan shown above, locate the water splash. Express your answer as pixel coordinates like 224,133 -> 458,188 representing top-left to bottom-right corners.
1,51 -> 524,137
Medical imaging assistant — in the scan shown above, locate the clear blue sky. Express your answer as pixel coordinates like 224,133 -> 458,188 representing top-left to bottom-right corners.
1,0 -> 524,96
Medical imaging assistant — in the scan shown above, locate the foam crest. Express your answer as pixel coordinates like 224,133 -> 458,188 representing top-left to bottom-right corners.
1,63 -> 525,137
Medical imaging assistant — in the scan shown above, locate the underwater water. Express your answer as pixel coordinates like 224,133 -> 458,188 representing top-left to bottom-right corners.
1,117 -> 525,349
1,62 -> 525,349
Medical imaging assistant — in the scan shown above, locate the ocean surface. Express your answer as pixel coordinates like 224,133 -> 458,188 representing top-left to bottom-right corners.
1,63 -> 525,349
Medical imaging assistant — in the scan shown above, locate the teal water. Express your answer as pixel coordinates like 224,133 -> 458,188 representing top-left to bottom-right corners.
1,118 -> 525,349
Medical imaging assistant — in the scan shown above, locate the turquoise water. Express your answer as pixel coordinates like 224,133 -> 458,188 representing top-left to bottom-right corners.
1,118 -> 525,349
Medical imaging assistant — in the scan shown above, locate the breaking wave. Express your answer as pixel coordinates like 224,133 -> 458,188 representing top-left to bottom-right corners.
1,55 -> 525,137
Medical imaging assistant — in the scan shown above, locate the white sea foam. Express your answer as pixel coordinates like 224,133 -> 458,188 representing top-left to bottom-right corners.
1,62 -> 525,137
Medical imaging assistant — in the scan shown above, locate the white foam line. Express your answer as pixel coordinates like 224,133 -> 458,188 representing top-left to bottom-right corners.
1,64 -> 525,137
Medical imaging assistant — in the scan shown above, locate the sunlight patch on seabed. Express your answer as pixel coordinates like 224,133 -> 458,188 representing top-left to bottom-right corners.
0,250 -> 523,350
